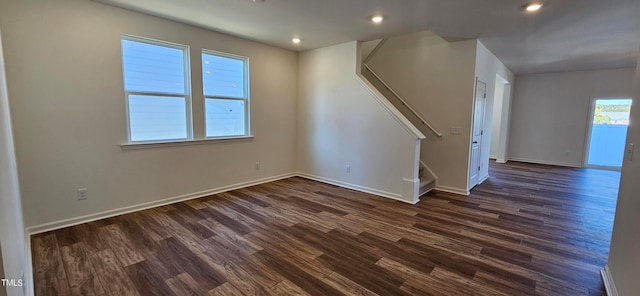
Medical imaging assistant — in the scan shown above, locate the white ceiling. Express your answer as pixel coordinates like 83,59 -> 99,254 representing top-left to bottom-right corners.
94,0 -> 640,74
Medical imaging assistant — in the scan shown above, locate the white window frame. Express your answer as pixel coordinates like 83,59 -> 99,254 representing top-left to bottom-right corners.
201,49 -> 250,139
121,34 -> 193,143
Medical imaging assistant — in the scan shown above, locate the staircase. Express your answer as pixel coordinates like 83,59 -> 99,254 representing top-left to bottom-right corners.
419,163 -> 436,196
362,38 -> 439,197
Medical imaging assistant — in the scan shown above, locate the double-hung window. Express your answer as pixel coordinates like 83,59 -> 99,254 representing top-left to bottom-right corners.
202,50 -> 249,138
121,36 -> 191,142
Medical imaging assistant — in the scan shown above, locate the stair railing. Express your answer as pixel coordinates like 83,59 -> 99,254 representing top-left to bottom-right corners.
362,63 -> 443,138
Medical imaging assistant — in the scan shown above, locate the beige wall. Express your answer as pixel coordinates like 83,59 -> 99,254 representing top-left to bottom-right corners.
474,41 -> 515,182
297,41 -> 421,202
0,0 -> 298,228
0,29 -> 27,296
367,31 -> 477,193
509,68 -> 635,167
607,54 -> 640,296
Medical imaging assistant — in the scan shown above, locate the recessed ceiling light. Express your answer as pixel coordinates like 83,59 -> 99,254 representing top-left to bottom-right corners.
371,15 -> 384,23
525,3 -> 543,12
292,38 -> 301,44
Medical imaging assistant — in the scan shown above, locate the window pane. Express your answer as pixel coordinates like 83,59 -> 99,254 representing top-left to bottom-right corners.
129,95 -> 188,141
202,53 -> 245,98
122,39 -> 185,94
205,99 -> 245,137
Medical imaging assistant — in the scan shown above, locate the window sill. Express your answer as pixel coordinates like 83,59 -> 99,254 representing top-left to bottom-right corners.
120,136 -> 254,150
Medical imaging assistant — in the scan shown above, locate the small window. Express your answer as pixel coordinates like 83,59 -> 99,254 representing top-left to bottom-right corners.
121,36 -> 191,142
202,51 -> 249,138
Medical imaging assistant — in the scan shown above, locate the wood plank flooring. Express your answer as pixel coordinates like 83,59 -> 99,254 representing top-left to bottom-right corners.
31,161 -> 620,295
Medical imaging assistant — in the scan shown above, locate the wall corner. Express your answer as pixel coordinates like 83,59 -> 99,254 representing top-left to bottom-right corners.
601,265 -> 619,296
402,178 -> 420,204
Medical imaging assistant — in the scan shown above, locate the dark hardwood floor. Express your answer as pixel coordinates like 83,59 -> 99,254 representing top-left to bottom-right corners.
31,161 -> 620,295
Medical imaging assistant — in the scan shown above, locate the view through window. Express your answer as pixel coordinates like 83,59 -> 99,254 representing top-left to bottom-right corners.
587,98 -> 633,168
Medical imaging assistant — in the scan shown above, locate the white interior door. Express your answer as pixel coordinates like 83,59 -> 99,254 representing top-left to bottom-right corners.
469,79 -> 486,189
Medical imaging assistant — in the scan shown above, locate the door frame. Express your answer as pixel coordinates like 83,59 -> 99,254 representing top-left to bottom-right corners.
469,78 -> 487,190
490,74 -> 512,164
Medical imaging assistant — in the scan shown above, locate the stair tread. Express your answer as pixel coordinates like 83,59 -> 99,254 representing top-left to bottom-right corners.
419,176 -> 435,186
419,176 -> 436,196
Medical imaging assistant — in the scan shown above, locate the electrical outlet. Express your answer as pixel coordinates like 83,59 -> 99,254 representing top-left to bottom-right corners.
346,165 -> 351,173
627,143 -> 635,161
255,162 -> 260,170
77,188 -> 88,200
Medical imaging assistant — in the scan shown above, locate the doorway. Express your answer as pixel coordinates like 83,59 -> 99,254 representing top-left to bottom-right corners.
489,75 -> 512,163
585,98 -> 632,169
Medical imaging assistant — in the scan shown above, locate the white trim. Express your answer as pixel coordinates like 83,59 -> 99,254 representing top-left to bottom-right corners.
120,135 -> 254,150
402,177 -> 421,204
362,64 -> 442,138
435,185 -> 470,196
407,140 -> 422,202
584,164 -> 622,171
26,170 -> 429,235
583,96 -> 597,167
296,172 -> 415,204
479,175 -> 489,184
601,265 -> 619,296
355,74 -> 424,140
468,77 -> 487,190
121,34 -> 187,50
362,38 -> 387,64
507,157 -> 582,168
495,158 -> 507,163
23,170 -> 420,293
355,42 -> 424,141
419,159 -> 438,186
583,97 -> 632,168
201,49 -> 251,138
121,35 -> 193,143
26,172 -> 295,235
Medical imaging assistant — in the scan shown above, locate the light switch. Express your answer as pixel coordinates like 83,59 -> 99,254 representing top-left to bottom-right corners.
627,143 -> 635,161
450,127 -> 462,135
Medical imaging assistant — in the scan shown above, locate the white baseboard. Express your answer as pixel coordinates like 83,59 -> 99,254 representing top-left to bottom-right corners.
601,265 -> 619,296
26,171 -> 420,235
435,185 -> 470,196
490,157 -> 508,163
26,172 -> 297,235
22,170 -> 416,292
296,172 -> 414,204
507,157 -> 582,168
